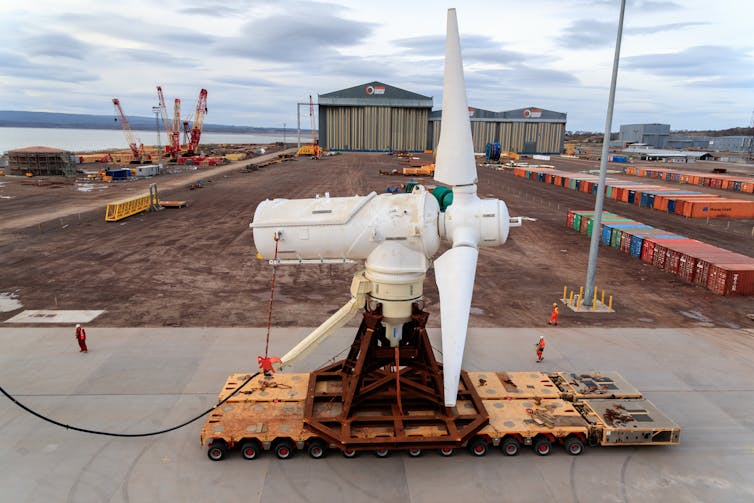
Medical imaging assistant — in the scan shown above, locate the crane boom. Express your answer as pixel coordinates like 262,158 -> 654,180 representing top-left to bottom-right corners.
187,89 -> 208,154
156,86 -> 171,156
112,98 -> 143,161
309,94 -> 320,157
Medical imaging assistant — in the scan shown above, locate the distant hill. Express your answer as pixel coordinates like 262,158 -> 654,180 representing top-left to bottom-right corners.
0,111 -> 305,134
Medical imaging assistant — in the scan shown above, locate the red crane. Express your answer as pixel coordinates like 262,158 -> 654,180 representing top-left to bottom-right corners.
186,89 -> 208,155
309,94 -> 320,158
157,86 -> 182,159
112,98 -> 146,162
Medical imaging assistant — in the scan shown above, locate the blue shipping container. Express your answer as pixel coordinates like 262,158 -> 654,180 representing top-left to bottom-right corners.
629,235 -> 644,258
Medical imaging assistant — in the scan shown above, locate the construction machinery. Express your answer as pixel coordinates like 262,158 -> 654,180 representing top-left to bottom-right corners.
157,86 -> 182,159
112,98 -> 149,163
184,89 -> 208,156
297,95 -> 321,157
200,8 -> 680,461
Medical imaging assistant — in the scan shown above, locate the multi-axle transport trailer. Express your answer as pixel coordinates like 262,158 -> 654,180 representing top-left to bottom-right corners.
200,370 -> 680,460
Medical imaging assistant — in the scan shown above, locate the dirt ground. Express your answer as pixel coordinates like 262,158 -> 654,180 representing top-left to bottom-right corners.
1,150 -> 753,330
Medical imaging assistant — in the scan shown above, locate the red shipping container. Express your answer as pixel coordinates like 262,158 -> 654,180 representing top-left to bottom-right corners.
653,244 -> 667,269
694,260 -> 711,287
620,232 -> 632,254
707,264 -> 754,296
641,239 -> 656,263
678,255 -> 697,283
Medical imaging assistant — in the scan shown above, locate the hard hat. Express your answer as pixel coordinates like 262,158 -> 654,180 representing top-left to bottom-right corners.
553,303 -> 557,307
75,324 -> 81,328
539,336 -> 544,340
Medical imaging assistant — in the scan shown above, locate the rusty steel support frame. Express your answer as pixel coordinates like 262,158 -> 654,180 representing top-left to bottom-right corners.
303,304 -> 488,450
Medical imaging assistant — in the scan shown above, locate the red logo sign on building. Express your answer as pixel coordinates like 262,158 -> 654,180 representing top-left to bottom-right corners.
366,85 -> 386,95
523,108 -> 542,118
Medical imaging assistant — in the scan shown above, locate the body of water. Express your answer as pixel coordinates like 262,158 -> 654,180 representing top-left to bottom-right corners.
0,127 -> 296,154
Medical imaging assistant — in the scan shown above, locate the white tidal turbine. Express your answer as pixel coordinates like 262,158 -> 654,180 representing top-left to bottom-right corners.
250,8 -> 520,407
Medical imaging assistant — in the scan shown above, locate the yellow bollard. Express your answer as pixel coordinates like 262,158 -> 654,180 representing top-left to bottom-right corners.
576,294 -> 582,309
608,295 -> 613,310
601,289 -> 605,305
562,285 -> 567,301
579,286 -> 584,299
592,292 -> 597,311
569,291 -> 574,305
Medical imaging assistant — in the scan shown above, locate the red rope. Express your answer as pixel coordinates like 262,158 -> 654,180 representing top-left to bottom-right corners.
263,233 -> 280,360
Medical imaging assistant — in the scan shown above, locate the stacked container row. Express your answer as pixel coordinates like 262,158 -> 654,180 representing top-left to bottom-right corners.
513,167 -> 754,219
623,166 -> 754,194
566,210 -> 754,296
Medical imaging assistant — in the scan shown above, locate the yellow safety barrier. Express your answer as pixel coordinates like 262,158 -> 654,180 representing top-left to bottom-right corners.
105,186 -> 159,222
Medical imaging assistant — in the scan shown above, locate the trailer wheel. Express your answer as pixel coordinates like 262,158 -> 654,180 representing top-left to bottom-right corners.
439,447 -> 454,457
207,440 -> 227,461
375,448 -> 391,458
307,439 -> 327,459
469,438 -> 488,457
501,437 -> 520,456
240,440 -> 261,460
564,436 -> 585,456
342,448 -> 357,458
534,437 -> 552,456
407,448 -> 422,457
274,440 -> 294,460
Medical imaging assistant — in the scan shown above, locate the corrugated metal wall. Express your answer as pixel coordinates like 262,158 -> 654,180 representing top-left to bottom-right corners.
432,121 -> 564,154
322,106 -> 428,151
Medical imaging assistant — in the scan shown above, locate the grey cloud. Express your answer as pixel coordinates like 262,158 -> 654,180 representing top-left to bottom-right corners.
109,48 -> 193,66
22,33 -> 92,60
586,0 -> 681,10
557,20 -> 616,49
0,50 -> 99,83
622,45 -> 747,77
212,76 -> 278,88
559,18 -> 704,50
217,13 -> 375,62
394,34 -> 526,65
57,13 -> 216,53
629,22 -> 707,35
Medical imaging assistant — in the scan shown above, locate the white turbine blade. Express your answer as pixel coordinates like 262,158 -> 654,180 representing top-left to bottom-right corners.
434,245 -> 478,407
434,8 -> 477,188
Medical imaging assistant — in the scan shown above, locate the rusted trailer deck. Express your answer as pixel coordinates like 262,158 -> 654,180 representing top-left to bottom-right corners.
200,370 -> 680,460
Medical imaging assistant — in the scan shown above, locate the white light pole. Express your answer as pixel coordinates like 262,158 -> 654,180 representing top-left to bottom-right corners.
584,0 -> 626,307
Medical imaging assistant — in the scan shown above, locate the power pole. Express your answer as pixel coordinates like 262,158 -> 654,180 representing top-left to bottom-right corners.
152,106 -> 161,159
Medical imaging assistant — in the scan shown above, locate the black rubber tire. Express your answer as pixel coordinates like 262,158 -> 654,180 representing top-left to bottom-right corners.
342,448 -> 357,458
207,440 -> 227,461
274,440 -> 295,460
565,436 -> 585,456
375,448 -> 390,458
240,440 -> 261,460
307,439 -> 327,459
469,438 -> 488,457
502,437 -> 520,456
407,448 -> 422,457
534,437 -> 552,456
439,447 -> 454,457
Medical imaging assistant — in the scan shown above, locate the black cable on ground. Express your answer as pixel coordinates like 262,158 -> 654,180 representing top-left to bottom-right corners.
0,371 -> 260,438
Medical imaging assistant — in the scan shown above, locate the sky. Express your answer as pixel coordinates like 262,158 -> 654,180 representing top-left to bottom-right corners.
0,0 -> 752,132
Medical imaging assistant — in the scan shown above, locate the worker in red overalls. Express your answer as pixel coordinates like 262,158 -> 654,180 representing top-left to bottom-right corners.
75,324 -> 88,353
548,303 -> 559,326
535,336 -> 545,362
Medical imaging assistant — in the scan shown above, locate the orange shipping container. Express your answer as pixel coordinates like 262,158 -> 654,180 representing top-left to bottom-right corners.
681,199 -> 754,219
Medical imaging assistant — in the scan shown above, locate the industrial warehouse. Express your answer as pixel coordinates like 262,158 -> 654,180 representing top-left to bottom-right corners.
318,81 -> 566,154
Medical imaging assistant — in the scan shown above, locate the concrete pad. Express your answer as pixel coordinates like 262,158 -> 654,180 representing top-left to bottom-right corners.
1,326 -> 753,503
4,310 -> 105,324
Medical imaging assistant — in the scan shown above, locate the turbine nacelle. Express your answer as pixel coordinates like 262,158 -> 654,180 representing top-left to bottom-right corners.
439,185 -> 511,248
